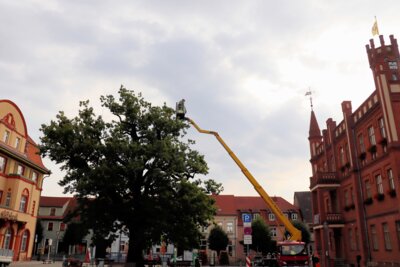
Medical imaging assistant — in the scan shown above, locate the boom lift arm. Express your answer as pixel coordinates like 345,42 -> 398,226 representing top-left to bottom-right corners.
176,99 -> 302,241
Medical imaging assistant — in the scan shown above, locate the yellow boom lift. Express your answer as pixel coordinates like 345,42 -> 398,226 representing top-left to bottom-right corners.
175,99 -> 302,241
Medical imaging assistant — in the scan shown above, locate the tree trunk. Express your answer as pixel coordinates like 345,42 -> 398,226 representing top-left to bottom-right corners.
126,227 -> 145,267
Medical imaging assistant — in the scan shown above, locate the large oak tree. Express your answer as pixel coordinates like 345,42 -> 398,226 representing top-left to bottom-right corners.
40,87 -> 216,266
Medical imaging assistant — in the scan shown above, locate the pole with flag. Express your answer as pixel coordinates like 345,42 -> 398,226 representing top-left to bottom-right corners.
372,16 -> 379,36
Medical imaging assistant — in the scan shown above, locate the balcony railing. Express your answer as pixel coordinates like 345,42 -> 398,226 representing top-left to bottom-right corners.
314,213 -> 344,226
310,172 -> 340,189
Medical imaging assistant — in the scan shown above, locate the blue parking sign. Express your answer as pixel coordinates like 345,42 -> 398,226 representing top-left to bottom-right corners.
242,213 -> 252,223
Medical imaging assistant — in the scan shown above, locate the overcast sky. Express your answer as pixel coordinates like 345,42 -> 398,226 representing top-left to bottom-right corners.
1,1 -> 399,203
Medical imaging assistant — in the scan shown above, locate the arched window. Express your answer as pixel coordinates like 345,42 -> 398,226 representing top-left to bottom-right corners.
20,231 -> 29,252
3,228 -> 12,249
19,189 -> 29,212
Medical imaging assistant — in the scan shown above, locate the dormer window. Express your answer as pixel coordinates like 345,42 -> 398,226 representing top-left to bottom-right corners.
389,61 -> 398,70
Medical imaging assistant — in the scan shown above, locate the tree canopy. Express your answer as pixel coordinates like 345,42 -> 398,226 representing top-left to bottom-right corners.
208,225 -> 229,256
250,217 -> 274,254
39,87 -> 216,265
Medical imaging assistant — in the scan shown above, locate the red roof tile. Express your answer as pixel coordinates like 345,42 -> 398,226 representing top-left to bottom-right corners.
40,196 -> 72,207
212,195 -> 299,215
211,195 -> 237,215
26,136 -> 49,172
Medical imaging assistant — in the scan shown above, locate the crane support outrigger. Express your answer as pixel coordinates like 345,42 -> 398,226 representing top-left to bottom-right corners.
175,99 -> 302,241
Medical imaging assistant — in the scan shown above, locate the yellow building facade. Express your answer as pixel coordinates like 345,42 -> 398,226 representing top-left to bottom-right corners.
0,100 -> 49,261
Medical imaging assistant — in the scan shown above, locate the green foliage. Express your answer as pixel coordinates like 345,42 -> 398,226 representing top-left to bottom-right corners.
250,217 -> 274,254
62,222 -> 89,247
203,179 -> 224,195
39,87 -> 216,264
208,225 -> 229,256
291,220 -> 311,244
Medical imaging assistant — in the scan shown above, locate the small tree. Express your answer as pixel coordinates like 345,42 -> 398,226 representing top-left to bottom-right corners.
208,225 -> 229,257
250,217 -> 274,254
62,222 -> 89,251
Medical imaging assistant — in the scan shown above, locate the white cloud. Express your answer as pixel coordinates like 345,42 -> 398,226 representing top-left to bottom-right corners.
1,0 -> 400,204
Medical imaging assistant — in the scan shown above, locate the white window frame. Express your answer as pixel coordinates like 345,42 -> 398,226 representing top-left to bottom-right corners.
270,227 -> 277,237
14,137 -> 20,149
3,228 -> 12,249
387,169 -> 395,190
378,118 -> 387,139
0,156 -> 5,173
226,222 -> 234,233
268,213 -> 275,221
383,223 -> 392,250
32,172 -> 38,183
5,192 -> 11,207
2,131 -> 10,143
20,231 -> 28,252
19,195 -> 27,212
368,126 -> 376,145
17,164 -> 24,176
376,174 -> 383,194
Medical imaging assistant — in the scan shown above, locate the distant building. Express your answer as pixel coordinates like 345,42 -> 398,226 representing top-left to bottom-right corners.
38,196 -> 127,261
293,191 -> 314,252
37,196 -> 89,258
205,194 -> 302,264
308,35 -> 400,266
0,100 -> 50,261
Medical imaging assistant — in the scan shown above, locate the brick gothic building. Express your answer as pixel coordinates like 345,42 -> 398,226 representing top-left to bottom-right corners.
308,35 -> 400,267
0,100 -> 50,261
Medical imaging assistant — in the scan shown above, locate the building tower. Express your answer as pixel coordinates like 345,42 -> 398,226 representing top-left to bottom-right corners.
309,35 -> 400,267
366,35 -> 400,146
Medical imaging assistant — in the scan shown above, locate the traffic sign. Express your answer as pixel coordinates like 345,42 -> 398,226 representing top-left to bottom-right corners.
244,227 -> 252,235
244,235 -> 252,245
242,213 -> 252,223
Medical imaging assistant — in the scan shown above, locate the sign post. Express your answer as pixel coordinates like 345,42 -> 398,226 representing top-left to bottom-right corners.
242,213 -> 252,260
